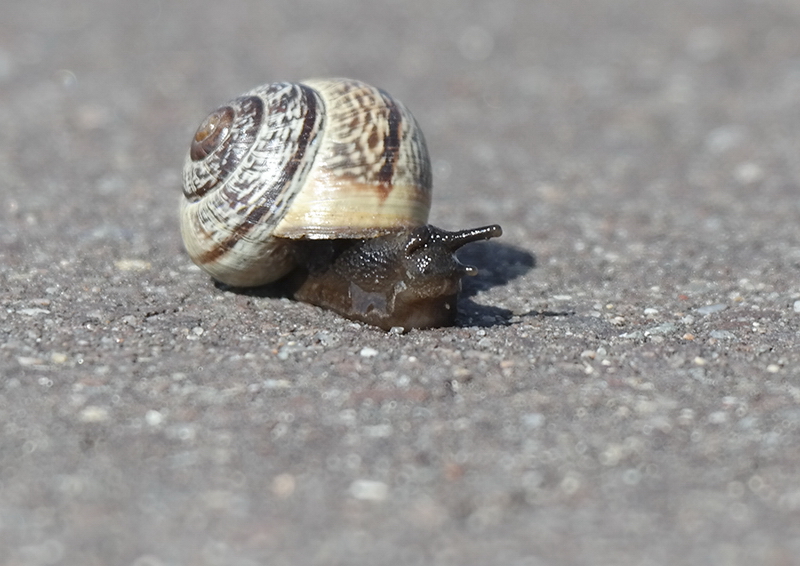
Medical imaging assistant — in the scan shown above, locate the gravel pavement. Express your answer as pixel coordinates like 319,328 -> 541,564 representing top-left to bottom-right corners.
3,1 -> 800,565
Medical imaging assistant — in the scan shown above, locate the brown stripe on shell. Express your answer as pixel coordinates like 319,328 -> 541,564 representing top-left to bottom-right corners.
375,90 -> 402,198
277,84 -> 321,193
195,84 -> 321,266
217,85 -> 316,216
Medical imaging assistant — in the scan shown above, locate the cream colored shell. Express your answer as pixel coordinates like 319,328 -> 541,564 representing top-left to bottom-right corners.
181,78 -> 432,287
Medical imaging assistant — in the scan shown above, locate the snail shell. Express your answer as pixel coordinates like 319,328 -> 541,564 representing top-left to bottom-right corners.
181,78 -> 501,330
181,78 -> 432,287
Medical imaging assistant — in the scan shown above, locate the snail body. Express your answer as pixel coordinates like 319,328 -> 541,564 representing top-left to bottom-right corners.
181,78 -> 501,330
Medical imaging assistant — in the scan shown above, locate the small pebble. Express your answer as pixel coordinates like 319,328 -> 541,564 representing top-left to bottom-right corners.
709,330 -> 736,340
560,472 -> 582,495
708,411 -> 728,424
622,468 -> 642,486
349,479 -> 389,501
79,406 -> 110,423
705,125 -> 746,154
18,308 -> 50,316
313,331 -> 337,346
696,303 -> 727,315
145,410 -> 164,426
364,424 -> 393,438
359,347 -> 379,358
272,473 -> 296,498
793,300 -> 800,314
734,162 -> 763,185
522,413 -> 546,429
646,323 -> 677,336
51,352 -> 69,364
620,330 -> 645,340
114,259 -> 152,271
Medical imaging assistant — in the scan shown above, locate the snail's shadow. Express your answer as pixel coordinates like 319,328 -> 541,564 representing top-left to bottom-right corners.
454,240 -> 538,327
216,280 -> 286,299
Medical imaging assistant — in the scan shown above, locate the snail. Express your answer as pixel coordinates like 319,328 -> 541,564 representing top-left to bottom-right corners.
181,78 -> 502,330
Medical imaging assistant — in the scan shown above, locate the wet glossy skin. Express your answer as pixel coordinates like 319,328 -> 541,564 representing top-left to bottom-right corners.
287,225 -> 502,330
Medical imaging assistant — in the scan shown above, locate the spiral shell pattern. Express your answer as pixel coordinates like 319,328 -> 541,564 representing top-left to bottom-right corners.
181,79 -> 433,287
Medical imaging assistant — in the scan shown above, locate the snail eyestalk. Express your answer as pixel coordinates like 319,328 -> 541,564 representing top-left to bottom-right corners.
442,224 -> 504,251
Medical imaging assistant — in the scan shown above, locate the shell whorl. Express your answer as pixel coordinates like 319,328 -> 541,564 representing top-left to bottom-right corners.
181,79 -> 433,287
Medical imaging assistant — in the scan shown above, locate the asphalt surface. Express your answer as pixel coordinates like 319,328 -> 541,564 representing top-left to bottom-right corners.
3,1 -> 800,565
